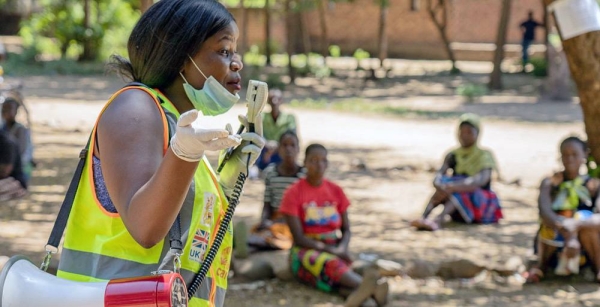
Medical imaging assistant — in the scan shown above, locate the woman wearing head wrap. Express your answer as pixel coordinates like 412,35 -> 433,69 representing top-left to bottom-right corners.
410,113 -> 503,231
525,136 -> 600,283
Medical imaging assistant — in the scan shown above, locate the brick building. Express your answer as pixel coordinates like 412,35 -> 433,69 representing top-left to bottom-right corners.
230,0 -> 546,61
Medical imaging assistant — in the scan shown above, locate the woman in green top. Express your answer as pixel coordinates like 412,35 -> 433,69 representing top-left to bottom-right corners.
256,88 -> 297,170
411,113 -> 503,231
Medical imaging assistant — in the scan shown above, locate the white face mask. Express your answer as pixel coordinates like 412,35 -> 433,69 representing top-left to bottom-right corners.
180,56 -> 240,116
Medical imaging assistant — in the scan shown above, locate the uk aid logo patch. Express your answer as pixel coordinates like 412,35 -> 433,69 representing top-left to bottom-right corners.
189,229 -> 210,263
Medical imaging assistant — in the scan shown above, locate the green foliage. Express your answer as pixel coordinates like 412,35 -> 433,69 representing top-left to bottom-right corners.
353,48 -> 370,61
266,73 -> 286,90
99,0 -> 140,60
548,33 -> 562,49
312,65 -> 332,79
220,0 -> 266,8
243,45 -> 267,67
291,53 -> 332,78
256,40 -> 283,54
242,48 -> 334,79
456,83 -> 487,103
329,45 -> 341,58
375,0 -> 389,7
353,48 -> 370,70
19,0 -> 138,62
291,53 -> 325,68
2,52 -> 105,76
529,57 -> 548,77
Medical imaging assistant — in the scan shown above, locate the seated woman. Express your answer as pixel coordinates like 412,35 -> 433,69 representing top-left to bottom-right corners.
0,131 -> 27,201
256,88 -> 297,171
236,131 -> 305,256
526,136 -> 600,283
279,144 -> 388,307
411,113 -> 503,231
1,95 -> 34,183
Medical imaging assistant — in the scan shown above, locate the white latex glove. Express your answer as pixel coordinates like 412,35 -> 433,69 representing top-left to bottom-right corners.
170,110 -> 242,162
218,114 -> 265,197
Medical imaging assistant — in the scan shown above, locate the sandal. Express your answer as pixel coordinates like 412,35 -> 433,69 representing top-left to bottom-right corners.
409,218 -> 439,231
524,267 -> 544,284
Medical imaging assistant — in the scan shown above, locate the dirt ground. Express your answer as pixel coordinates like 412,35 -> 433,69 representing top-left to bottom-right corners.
1,63 -> 599,306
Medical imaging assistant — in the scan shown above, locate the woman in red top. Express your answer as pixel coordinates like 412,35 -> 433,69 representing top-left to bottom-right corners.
279,144 -> 388,307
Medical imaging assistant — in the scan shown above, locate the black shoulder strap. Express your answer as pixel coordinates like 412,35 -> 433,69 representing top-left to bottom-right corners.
46,137 -> 90,249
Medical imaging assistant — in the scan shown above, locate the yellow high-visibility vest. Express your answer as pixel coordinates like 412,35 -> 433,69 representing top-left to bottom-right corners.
57,86 -> 233,307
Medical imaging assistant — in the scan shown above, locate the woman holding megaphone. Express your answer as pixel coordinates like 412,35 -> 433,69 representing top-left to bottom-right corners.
55,1 -> 264,306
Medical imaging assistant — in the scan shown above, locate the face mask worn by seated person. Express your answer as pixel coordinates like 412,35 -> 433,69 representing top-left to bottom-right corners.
180,55 -> 240,116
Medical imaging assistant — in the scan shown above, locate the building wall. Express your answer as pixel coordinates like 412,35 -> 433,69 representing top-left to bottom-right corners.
230,0 -> 546,61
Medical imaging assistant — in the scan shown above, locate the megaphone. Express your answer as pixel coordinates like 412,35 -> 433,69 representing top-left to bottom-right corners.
0,255 -> 188,307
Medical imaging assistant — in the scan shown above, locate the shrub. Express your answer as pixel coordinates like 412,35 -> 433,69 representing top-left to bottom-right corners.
529,57 -> 548,77
329,45 -> 341,58
456,83 -> 487,103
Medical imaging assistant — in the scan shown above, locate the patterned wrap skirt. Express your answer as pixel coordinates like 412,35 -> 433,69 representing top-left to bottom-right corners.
288,232 -> 350,293
442,176 -> 503,224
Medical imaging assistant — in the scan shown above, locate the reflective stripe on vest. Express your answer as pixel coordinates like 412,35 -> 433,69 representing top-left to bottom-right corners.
57,87 -> 233,307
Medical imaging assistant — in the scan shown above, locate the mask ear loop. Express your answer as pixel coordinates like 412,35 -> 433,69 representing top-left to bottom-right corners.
179,71 -> 189,84
187,55 -> 208,79
180,55 -> 209,84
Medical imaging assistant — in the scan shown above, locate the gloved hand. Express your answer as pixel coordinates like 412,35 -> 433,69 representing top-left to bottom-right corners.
170,110 -> 242,162
218,114 -> 265,197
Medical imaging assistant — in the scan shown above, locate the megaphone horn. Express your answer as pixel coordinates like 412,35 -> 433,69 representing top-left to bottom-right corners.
0,255 -> 188,307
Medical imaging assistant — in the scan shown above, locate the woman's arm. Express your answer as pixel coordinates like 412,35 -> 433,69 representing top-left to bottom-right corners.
538,178 -> 562,229
13,125 -> 28,157
97,90 -> 198,248
433,153 -> 452,187
336,211 -> 351,253
259,173 -> 274,227
258,201 -> 274,228
285,215 -> 332,252
441,169 -> 492,193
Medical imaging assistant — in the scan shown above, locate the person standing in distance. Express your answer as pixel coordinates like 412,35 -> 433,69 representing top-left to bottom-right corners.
520,10 -> 544,70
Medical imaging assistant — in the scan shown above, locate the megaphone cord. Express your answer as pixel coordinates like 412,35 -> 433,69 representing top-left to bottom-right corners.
187,153 -> 250,299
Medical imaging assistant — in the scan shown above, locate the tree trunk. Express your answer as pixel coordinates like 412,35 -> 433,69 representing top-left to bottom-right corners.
542,0 -> 549,64
411,0 -> 419,11
240,0 -> 249,55
317,0 -> 329,57
427,0 -> 457,72
80,0 -> 94,61
543,0 -> 600,163
377,2 -> 389,68
96,0 -> 101,24
264,0 -> 272,66
301,11 -> 312,69
286,0 -> 296,83
140,0 -> 153,13
489,0 -> 511,90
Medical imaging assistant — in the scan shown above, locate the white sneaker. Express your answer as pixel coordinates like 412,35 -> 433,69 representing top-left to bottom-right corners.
555,253 -> 579,276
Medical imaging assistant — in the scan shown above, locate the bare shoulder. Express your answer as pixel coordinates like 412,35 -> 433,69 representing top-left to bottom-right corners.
539,176 -> 553,189
586,177 -> 600,196
101,88 -> 162,121
98,88 -> 164,135
96,88 -> 165,157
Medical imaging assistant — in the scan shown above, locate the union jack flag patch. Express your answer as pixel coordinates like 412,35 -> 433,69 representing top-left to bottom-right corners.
189,229 -> 210,263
